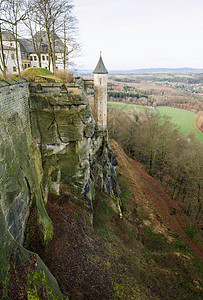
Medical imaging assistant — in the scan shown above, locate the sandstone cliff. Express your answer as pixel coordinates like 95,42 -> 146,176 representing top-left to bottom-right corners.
0,78 -> 120,298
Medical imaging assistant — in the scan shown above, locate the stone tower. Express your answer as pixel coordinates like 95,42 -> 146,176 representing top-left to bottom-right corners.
93,52 -> 108,130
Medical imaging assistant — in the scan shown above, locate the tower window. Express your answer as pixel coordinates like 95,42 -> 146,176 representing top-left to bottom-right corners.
100,78 -> 102,85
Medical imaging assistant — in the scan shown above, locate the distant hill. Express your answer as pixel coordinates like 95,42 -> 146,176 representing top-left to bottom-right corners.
76,67 -> 203,75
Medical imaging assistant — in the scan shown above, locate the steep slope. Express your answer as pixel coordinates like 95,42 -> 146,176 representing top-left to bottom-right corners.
26,140 -> 203,300
110,140 -> 203,261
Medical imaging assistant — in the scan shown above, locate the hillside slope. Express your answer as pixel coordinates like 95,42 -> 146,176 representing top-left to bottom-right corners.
110,140 -> 203,261
26,140 -> 203,299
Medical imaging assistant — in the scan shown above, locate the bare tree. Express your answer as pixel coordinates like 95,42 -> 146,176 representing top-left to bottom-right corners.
23,1 -> 43,67
61,13 -> 80,70
0,0 -> 8,77
0,23 -> 7,78
0,0 -> 28,75
32,0 -> 80,73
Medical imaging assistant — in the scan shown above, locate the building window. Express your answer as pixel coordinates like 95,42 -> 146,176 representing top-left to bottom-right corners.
3,53 -> 6,59
13,66 -> 17,72
100,78 -> 102,85
11,54 -> 15,59
27,54 -> 29,59
10,42 -> 13,46
34,56 -> 37,61
46,56 -> 48,60
28,64 -> 30,67
24,64 -> 27,69
30,56 -> 33,61
42,55 -> 45,60
55,56 -> 57,60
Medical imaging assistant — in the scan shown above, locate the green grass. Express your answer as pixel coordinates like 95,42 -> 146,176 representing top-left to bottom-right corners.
174,74 -> 194,79
156,106 -> 202,142
108,102 -> 146,113
108,102 -> 203,143
21,67 -> 62,82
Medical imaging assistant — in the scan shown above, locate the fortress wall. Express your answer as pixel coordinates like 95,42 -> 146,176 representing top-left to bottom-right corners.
0,79 -> 31,244
0,79 -> 29,125
0,78 -> 65,300
0,79 -> 51,245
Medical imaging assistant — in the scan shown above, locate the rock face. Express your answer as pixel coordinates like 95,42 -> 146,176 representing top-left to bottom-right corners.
29,79 -> 120,218
0,79 -> 63,298
0,77 -> 120,297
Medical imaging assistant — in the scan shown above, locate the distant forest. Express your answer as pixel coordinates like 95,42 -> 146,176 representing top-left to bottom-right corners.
108,106 -> 203,228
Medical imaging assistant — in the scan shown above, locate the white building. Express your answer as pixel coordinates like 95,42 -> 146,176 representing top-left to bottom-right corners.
0,32 -> 23,74
29,52 -> 64,71
0,31 -> 64,75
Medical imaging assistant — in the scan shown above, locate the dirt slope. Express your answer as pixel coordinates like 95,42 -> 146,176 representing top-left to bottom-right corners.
110,139 -> 203,261
26,140 -> 203,299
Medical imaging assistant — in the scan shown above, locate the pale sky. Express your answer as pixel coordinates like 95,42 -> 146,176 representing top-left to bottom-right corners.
73,0 -> 203,70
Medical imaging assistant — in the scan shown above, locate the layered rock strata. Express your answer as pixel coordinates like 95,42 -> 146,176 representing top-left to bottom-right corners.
0,77 -> 120,298
29,79 -> 120,217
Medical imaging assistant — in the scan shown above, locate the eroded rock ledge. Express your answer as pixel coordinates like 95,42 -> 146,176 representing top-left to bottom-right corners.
0,78 -> 120,298
29,79 -> 121,219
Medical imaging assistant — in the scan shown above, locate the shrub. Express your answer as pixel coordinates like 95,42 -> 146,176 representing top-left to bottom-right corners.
55,70 -> 74,83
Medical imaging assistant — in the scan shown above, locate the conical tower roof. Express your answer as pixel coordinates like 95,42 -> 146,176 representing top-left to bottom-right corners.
93,53 -> 108,74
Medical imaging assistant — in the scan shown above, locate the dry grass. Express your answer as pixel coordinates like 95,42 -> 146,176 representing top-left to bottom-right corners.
0,72 -> 18,80
55,70 -> 74,83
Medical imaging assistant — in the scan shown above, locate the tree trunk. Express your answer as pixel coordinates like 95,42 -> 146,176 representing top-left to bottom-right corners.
52,25 -> 56,74
172,176 -> 177,200
175,178 -> 184,201
46,28 -> 52,71
63,20 -> 66,71
149,149 -> 156,176
37,54 -> 41,67
0,23 -> 7,78
14,26 -> 20,75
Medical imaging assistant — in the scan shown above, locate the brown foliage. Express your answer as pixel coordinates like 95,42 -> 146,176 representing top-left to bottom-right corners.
55,70 -> 74,83
195,112 -> 203,132
108,107 -> 203,225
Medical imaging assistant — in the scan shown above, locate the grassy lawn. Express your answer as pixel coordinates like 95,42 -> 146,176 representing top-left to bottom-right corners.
108,102 -> 146,113
108,102 -> 203,143
21,67 -> 62,82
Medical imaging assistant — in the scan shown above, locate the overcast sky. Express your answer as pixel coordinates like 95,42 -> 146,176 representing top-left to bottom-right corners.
73,0 -> 203,70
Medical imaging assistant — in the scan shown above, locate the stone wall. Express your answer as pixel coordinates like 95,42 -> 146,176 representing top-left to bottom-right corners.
0,79 -> 63,298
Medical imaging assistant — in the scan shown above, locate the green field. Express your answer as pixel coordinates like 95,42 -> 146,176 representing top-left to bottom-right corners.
108,102 -> 203,143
